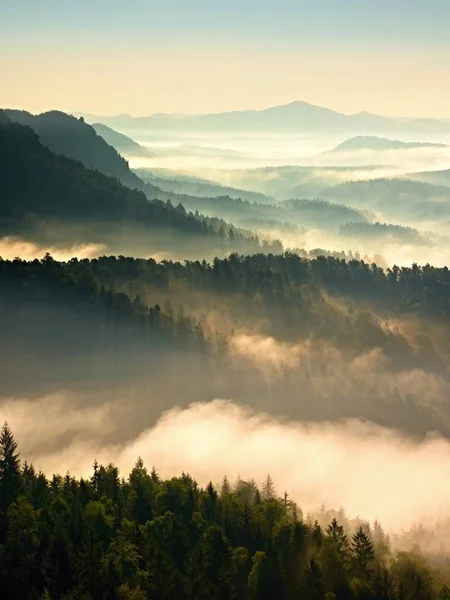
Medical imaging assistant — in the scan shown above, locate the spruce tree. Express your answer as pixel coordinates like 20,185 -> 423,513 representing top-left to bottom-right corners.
0,422 -> 22,512
352,526 -> 375,574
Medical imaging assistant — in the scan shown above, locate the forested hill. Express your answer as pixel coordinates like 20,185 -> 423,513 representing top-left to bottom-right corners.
5,109 -> 142,188
1,423 -> 448,600
4,109 -> 202,205
92,122 -> 155,158
3,253 -> 450,438
0,118 -> 280,258
62,253 -> 450,321
168,195 -> 367,231
0,252 -> 209,396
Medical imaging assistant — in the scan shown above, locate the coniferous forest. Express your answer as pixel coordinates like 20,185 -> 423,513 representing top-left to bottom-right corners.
4,5 -> 450,597
2,423 -> 450,600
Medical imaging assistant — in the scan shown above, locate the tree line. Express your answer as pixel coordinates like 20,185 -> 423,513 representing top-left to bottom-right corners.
1,423 -> 449,600
0,115 -> 281,257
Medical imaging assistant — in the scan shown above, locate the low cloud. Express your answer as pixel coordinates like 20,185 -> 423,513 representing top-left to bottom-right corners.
0,237 -> 104,261
3,394 -> 450,532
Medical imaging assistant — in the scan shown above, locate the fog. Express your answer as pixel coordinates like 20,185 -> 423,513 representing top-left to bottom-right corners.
123,131 -> 450,180
277,228 -> 450,269
6,111 -> 450,565
4,394 -> 450,533
0,237 -> 105,261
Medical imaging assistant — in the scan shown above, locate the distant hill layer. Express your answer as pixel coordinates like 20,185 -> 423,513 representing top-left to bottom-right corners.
402,168 -> 450,188
0,116 -> 279,258
79,100 -> 450,137
325,135 -> 448,153
136,169 -> 275,204
323,177 -> 450,221
92,122 -> 155,158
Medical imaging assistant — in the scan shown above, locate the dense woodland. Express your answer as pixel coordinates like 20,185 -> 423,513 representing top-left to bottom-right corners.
338,223 -> 432,246
61,252 -> 450,320
136,170 -> 274,205
0,114 -> 281,258
171,193 -> 367,233
2,254 -> 450,437
325,179 -> 450,221
3,106 -> 450,599
1,423 -> 450,600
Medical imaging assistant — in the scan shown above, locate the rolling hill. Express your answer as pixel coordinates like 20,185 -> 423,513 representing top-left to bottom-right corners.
79,100 -> 450,137
0,113 -> 280,258
92,122 -> 154,158
324,135 -> 448,153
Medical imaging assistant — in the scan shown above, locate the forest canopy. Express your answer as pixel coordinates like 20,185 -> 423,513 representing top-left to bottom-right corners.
1,423 -> 449,600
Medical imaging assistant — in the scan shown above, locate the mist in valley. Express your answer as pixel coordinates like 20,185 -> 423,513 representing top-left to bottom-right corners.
5,44 -> 450,600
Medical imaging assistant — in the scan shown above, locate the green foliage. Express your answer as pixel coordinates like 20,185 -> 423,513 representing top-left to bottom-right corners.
0,429 -> 448,599
0,423 -> 22,513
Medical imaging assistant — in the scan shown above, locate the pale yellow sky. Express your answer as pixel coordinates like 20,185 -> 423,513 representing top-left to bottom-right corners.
2,39 -> 450,118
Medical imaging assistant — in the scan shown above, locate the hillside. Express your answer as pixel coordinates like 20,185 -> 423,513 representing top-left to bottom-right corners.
175,195 -> 368,232
325,135 -> 448,153
403,168 -> 450,188
136,169 -> 276,204
3,109 -> 286,236
3,253 -> 450,436
339,221 -> 432,245
0,118 -> 279,258
92,122 -> 154,157
5,109 -> 142,188
3,424 -> 445,600
0,253 -> 208,395
324,178 -> 450,221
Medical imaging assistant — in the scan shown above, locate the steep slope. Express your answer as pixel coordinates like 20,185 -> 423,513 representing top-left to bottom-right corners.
92,122 -> 154,158
0,120 -> 277,258
5,109 -> 142,187
4,109 -> 276,218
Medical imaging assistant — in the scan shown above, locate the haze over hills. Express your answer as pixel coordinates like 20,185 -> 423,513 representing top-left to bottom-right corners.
5,108 -> 142,188
136,169 -> 276,204
8,0 -> 450,596
402,167 -> 450,188
79,100 -> 450,137
0,112 -> 280,259
92,122 -> 155,158
323,177 -> 450,222
324,135 -> 448,153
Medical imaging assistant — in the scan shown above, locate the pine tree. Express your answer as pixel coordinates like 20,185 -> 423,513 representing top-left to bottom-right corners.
0,422 -> 22,512
303,558 -> 326,600
326,518 -> 349,554
352,526 -> 375,574
91,459 -> 100,499
221,476 -> 232,496
247,551 -> 273,600
150,466 -> 160,483
261,474 -> 276,500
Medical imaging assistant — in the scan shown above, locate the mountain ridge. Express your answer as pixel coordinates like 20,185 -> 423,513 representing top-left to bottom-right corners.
324,135 -> 448,153
77,100 -> 450,137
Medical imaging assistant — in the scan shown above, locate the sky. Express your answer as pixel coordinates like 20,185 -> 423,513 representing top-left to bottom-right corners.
1,0 -> 450,117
